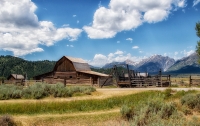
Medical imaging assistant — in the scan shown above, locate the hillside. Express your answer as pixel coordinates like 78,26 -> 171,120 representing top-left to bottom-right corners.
0,55 -> 56,79
166,53 -> 200,73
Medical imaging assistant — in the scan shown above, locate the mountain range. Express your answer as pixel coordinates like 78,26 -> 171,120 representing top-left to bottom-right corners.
0,53 -> 200,79
102,53 -> 200,73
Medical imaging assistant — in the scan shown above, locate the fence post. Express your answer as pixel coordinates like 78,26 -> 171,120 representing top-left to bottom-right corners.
189,75 -> 191,87
64,77 -> 66,87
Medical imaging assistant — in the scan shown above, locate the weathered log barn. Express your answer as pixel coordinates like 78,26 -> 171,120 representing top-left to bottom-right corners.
34,56 -> 111,85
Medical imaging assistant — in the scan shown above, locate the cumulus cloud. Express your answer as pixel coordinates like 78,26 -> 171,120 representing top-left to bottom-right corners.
132,46 -> 139,49
88,50 -> 145,67
182,50 -> 195,56
193,0 -> 200,6
66,45 -> 74,47
0,0 -> 82,56
84,0 -> 186,39
126,38 -> 133,41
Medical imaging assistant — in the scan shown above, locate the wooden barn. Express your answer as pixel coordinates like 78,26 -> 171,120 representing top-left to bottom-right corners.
34,56 -> 111,86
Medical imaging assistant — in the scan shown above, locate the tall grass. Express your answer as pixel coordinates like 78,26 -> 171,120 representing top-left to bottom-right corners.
0,83 -> 96,100
0,91 -> 162,115
120,89 -> 200,126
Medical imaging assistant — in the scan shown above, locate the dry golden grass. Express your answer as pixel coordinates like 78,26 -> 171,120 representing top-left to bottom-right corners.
13,109 -> 128,126
4,86 -> 200,126
0,88 -> 142,104
6,89 -> 142,126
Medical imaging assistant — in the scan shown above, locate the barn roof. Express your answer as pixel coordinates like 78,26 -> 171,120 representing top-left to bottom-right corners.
65,56 -> 87,63
78,71 -> 109,77
54,56 -> 91,71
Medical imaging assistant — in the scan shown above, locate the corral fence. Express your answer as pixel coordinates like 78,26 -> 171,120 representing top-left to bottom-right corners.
189,75 -> 200,86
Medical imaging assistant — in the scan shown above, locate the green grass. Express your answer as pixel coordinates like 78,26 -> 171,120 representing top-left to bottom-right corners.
0,83 -> 96,100
120,89 -> 200,126
0,91 -> 162,115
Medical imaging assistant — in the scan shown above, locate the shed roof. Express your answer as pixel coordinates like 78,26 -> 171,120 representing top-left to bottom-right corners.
10,74 -> 24,79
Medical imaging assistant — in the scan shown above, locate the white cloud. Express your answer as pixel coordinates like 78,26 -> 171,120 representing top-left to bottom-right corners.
73,15 -> 76,17
83,0 -> 186,39
175,51 -> 179,55
67,45 -> 74,47
183,50 -> 195,56
126,38 -> 133,41
132,46 -> 139,49
193,0 -> 200,6
144,9 -> 169,23
114,50 -> 124,55
88,50 -> 145,67
0,0 -> 82,56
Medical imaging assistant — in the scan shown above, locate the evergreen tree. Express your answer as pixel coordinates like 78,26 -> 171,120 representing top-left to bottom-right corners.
196,21 -> 200,63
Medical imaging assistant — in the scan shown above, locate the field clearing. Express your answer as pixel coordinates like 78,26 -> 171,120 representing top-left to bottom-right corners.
1,85 -> 200,125
0,87 -> 197,104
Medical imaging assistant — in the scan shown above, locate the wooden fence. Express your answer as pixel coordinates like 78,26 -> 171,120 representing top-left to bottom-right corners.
189,75 -> 200,86
117,75 -> 171,87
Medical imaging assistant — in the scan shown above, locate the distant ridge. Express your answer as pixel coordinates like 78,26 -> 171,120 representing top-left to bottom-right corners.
102,55 -> 175,73
166,53 -> 200,73
0,55 -> 56,79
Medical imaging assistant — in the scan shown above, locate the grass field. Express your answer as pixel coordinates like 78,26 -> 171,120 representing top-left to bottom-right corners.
1,76 -> 200,126
1,87 -> 200,126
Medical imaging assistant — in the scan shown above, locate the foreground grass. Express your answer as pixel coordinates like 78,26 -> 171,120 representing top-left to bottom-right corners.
1,89 -> 200,126
0,91 -> 161,115
14,110 -> 123,126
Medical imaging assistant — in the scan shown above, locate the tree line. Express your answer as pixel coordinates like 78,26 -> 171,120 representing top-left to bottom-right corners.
0,55 -> 56,80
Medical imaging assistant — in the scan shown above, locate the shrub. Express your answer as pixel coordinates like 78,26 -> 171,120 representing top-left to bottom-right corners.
120,105 -> 135,120
160,102 -> 176,119
181,106 -> 192,115
181,93 -> 200,109
0,115 -> 17,126
0,83 -> 96,99
121,98 -> 177,125
163,88 -> 172,99
22,83 -> 50,99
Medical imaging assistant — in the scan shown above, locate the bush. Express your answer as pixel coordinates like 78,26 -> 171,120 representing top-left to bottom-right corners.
120,105 -> 135,120
181,93 -> 200,109
160,102 -> 176,119
163,88 -> 172,99
0,83 -> 96,100
0,115 -> 17,126
121,98 -> 177,125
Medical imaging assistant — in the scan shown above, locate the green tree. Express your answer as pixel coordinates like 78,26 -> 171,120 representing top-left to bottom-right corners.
196,21 -> 200,63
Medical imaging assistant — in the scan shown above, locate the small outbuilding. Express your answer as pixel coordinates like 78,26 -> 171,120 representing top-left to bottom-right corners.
7,74 -> 25,81
34,56 -> 112,86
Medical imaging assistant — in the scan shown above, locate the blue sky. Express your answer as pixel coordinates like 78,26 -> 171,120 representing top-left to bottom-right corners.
0,0 -> 200,67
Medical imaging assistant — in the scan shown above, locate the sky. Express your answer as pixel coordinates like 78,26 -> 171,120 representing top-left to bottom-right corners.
0,0 -> 200,67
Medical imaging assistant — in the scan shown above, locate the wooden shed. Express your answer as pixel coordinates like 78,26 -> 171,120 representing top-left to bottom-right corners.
7,74 -> 25,81
34,56 -> 111,86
